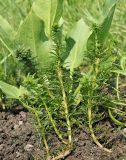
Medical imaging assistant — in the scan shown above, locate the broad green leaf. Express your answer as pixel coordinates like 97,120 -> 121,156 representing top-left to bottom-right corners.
32,0 -> 63,37
102,0 -> 117,17
97,2 -> 116,45
64,19 -> 92,74
86,0 -> 116,47
16,10 -> 53,70
0,15 -> 16,50
0,81 -> 28,99
18,86 -> 29,98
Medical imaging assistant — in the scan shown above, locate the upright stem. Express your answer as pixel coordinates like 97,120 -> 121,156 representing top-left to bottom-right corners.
88,89 -> 112,152
57,61 -> 72,148
41,98 -> 67,144
20,100 -> 50,156
88,55 -> 112,152
116,73 -> 120,100
34,111 -> 49,156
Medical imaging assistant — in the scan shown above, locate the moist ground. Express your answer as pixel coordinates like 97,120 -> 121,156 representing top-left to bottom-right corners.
0,106 -> 126,160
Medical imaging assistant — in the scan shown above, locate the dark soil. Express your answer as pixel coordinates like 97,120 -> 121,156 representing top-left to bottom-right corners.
0,106 -> 126,160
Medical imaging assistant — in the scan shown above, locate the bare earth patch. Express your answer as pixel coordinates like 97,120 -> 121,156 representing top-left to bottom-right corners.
0,106 -> 126,160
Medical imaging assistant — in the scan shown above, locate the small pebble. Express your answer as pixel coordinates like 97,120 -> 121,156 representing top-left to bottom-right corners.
78,140 -> 86,146
24,144 -> 34,152
0,128 -> 3,132
19,121 -> 23,126
16,151 -> 21,158
20,112 -> 27,121
122,128 -> 126,134
0,144 -> 5,151
14,125 -> 19,129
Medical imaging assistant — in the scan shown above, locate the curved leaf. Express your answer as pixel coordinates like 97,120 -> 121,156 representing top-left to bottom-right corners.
85,0 -> 116,47
102,0 -> 117,17
0,81 -> 28,99
16,10 -> 53,70
97,2 -> 116,45
64,19 -> 92,74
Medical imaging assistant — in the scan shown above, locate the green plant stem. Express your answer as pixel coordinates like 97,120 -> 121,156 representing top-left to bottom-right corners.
43,75 -> 55,100
1,46 -> 7,79
88,92 -> 112,152
41,97 -> 67,144
108,106 -> 126,115
20,100 -> 37,113
116,73 -> 120,100
108,109 -> 126,127
34,111 -> 50,157
45,86 -> 55,100
57,61 -> 72,149
111,101 -> 126,107
20,100 -> 50,156
87,57 -> 112,152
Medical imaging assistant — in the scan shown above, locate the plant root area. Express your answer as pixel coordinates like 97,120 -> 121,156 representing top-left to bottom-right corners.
0,106 -> 126,160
